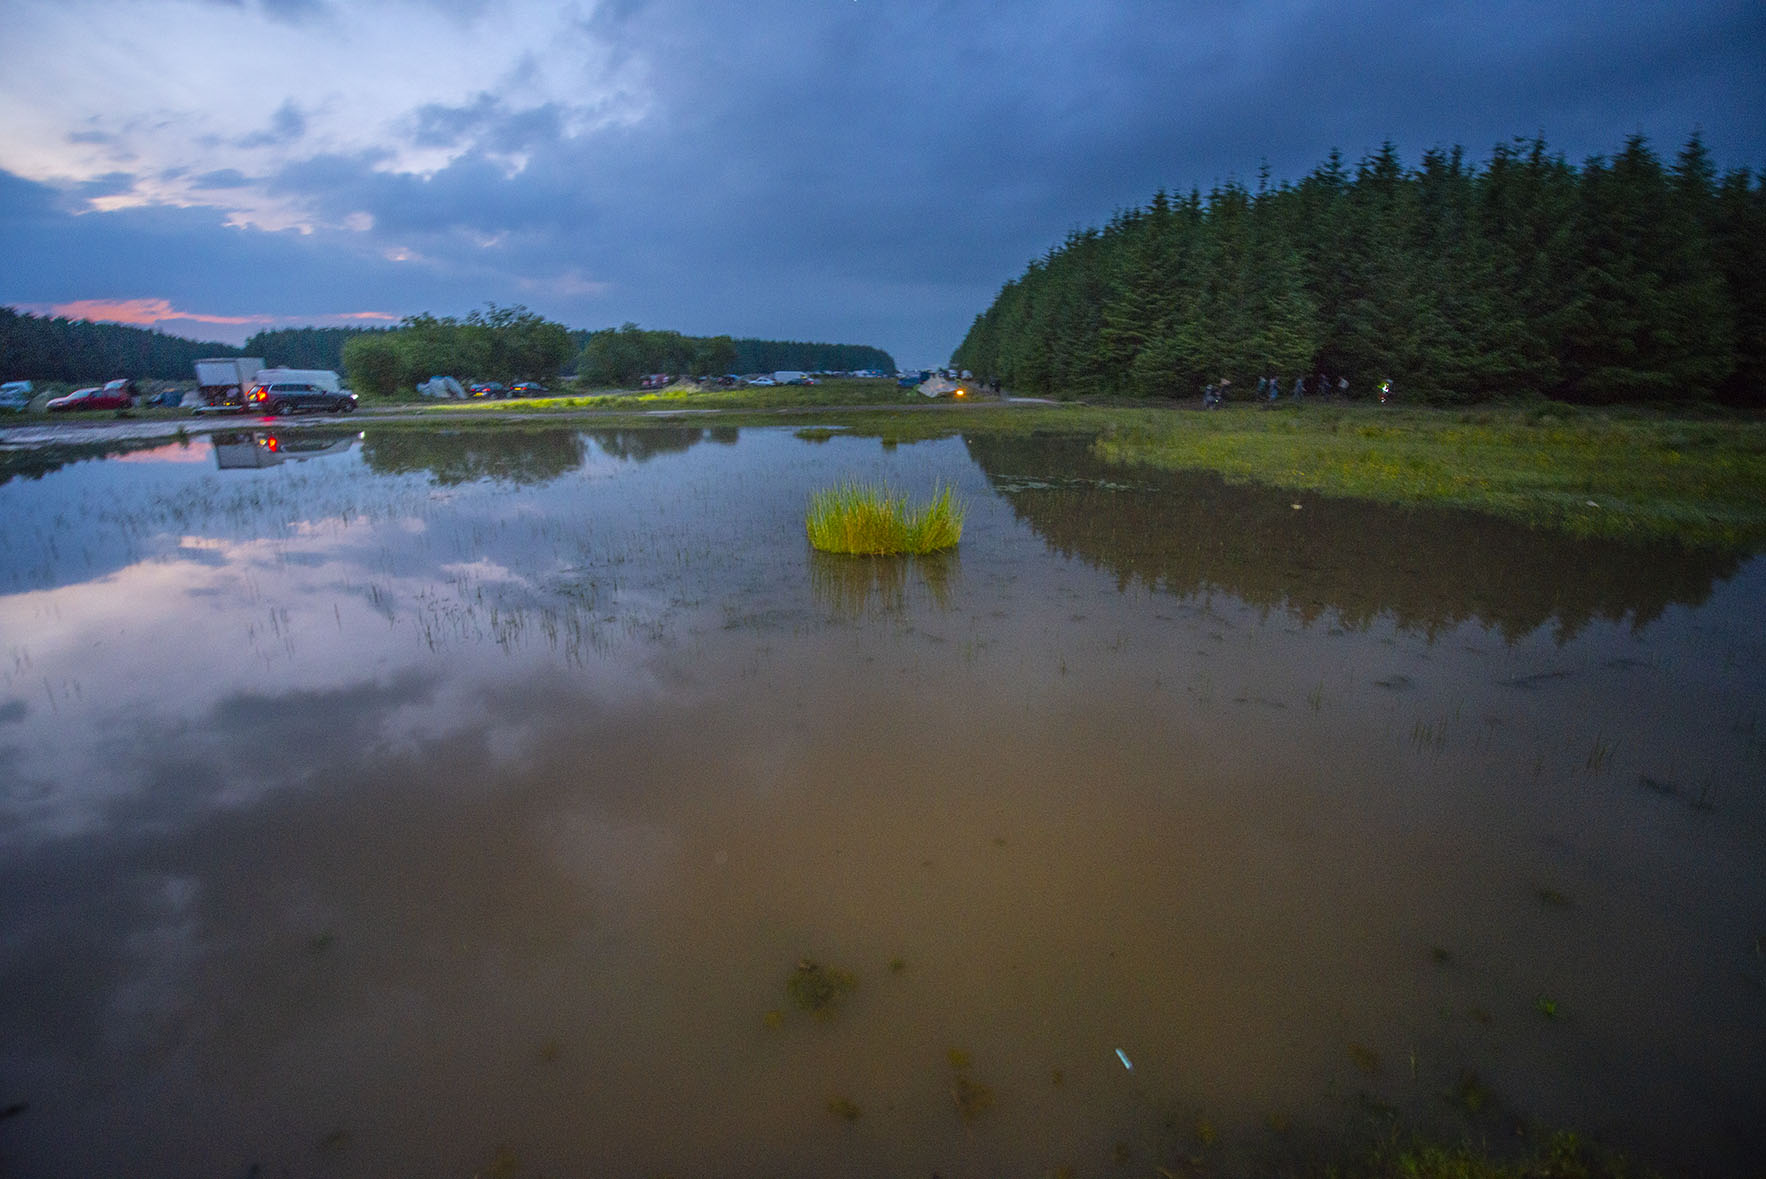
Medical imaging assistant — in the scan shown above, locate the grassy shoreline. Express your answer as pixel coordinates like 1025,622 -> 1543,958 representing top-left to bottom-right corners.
1088,402 -> 1766,548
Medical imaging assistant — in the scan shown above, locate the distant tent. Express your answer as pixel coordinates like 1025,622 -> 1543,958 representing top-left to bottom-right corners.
419,375 -> 465,398
917,376 -> 960,398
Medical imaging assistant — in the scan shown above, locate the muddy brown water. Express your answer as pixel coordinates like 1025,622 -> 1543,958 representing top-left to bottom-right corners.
1,424 -> 1761,1176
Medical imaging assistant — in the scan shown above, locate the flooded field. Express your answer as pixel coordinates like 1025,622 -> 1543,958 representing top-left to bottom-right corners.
1,423 -> 1762,1176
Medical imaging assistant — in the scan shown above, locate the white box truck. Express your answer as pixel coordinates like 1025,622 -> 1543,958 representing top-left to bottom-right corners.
193,358 -> 264,412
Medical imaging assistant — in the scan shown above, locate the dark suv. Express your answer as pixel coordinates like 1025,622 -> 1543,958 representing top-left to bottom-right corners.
245,382 -> 358,415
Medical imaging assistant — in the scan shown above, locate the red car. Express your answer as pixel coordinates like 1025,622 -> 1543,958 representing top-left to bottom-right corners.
47,379 -> 135,412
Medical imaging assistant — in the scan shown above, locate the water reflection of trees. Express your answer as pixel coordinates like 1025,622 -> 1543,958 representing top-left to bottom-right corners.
965,434 -> 1748,642
359,426 -> 723,485
361,428 -> 588,486
0,435 -> 194,488
809,551 -> 960,619
587,428 -> 716,463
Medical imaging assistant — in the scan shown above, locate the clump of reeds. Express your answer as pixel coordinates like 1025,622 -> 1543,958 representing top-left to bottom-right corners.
804,482 -> 964,555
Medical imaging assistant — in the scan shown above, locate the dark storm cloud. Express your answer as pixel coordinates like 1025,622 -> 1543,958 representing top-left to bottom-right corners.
271,148 -> 596,239
202,0 -> 329,22
411,94 -> 503,149
71,172 -> 139,200
237,99 -> 308,148
192,168 -> 253,189
409,94 -> 568,155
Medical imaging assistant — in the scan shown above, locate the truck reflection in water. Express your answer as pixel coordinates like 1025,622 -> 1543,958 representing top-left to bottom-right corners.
211,429 -> 363,469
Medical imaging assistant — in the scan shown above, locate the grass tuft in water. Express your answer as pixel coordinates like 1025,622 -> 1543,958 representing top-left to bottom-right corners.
951,1074 -> 994,1123
946,1046 -> 994,1123
805,482 -> 964,555
1380,1129 -> 1618,1179
1535,887 -> 1572,909
786,958 -> 858,1017
1449,1070 -> 1494,1115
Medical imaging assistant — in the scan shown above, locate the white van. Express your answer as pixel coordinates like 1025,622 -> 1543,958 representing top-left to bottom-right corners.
254,367 -> 343,393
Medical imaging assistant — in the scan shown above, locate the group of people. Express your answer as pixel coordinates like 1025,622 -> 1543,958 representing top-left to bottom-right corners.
1201,373 -> 1390,407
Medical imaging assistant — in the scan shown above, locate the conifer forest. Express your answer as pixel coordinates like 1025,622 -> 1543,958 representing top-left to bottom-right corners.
953,135 -> 1765,407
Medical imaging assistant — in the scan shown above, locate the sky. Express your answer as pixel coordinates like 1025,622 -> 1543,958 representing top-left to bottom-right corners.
2,0 -> 1763,369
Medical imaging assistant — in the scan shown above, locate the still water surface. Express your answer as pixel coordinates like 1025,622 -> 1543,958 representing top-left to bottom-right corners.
1,424 -> 1762,1176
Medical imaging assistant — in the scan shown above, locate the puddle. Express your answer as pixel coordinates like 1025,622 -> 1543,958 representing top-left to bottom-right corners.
0,424 -> 1761,1176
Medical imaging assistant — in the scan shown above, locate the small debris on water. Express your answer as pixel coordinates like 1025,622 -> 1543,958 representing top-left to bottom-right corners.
1115,1048 -> 1133,1070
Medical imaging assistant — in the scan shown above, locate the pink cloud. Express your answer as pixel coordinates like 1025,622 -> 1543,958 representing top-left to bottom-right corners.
48,298 -> 268,328
21,300 -> 402,343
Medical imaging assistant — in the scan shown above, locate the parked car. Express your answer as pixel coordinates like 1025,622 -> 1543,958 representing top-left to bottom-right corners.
745,377 -> 776,386
510,382 -> 548,397
468,381 -> 509,399
47,380 -> 135,412
244,381 -> 357,415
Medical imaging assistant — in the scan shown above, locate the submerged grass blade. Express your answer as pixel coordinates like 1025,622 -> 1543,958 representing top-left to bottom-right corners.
806,482 -> 965,555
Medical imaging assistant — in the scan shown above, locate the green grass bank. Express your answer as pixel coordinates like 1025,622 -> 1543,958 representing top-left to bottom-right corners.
1086,402 -> 1766,548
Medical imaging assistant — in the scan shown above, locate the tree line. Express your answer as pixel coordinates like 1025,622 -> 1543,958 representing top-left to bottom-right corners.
952,134 -> 1765,406
574,323 -> 895,386
1,304 -> 898,394
343,305 -> 577,396
0,307 -> 238,383
0,313 -> 398,382
244,326 -> 383,371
